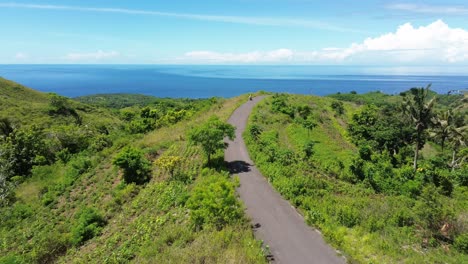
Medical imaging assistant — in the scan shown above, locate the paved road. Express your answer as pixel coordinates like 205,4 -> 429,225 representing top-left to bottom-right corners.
225,96 -> 346,264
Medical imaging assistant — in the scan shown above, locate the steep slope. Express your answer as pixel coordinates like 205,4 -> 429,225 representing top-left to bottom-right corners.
0,80 -> 266,263
244,93 -> 467,263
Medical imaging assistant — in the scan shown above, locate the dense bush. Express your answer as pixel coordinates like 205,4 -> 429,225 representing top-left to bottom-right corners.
331,101 -> 345,115
0,125 -> 51,179
71,207 -> 106,246
113,147 -> 152,184
186,174 -> 243,230
454,233 -> 468,253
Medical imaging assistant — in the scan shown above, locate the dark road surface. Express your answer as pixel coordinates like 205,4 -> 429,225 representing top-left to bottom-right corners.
225,96 -> 346,264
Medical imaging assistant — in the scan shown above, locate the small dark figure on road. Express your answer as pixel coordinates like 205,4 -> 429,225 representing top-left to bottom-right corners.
249,94 -> 252,101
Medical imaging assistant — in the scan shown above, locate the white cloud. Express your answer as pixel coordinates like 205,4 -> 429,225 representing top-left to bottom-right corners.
65,50 -> 120,61
184,49 -> 294,63
387,3 -> 468,15
0,3 -> 360,32
15,52 -> 28,60
182,20 -> 468,64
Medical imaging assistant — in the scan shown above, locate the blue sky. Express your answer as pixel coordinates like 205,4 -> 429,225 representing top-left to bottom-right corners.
1,0 -> 468,65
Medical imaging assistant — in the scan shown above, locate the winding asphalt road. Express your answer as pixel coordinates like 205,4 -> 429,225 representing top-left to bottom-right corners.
225,96 -> 346,264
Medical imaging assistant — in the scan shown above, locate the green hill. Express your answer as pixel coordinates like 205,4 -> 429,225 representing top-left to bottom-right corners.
0,78 -> 265,263
244,92 -> 467,263
1,77 -> 466,263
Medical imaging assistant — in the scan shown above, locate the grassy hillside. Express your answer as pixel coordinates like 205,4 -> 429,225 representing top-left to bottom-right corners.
245,93 -> 467,263
0,78 -> 266,263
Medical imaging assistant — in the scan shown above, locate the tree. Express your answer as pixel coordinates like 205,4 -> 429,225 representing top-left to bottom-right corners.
431,110 -> 454,153
401,85 -> 436,170
0,118 -> 14,140
348,104 -> 379,143
296,104 -> 312,119
447,126 -> 467,170
113,147 -> 151,184
188,116 -> 235,164
154,155 -> 183,177
331,101 -> 345,115
0,125 -> 50,178
49,93 -> 81,124
300,116 -> 317,137
302,140 -> 315,160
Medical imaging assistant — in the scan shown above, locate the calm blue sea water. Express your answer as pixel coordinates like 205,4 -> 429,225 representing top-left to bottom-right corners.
0,65 -> 467,98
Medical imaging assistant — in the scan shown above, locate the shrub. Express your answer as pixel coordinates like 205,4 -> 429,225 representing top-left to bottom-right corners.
306,209 -> 324,227
32,231 -> 71,263
154,155 -> 183,178
302,141 -> 315,160
248,124 -> 262,140
453,167 -> 468,187
186,175 -> 243,230
336,205 -> 360,228
0,125 -> 51,178
331,101 -> 345,115
454,233 -> 468,254
71,207 -> 106,246
413,185 -> 453,235
391,208 -> 415,227
113,147 -> 151,184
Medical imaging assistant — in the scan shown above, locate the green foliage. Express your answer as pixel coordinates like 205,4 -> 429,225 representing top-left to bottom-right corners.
49,93 -> 81,124
127,118 -> 156,134
54,125 -> 92,154
295,104 -> 312,119
154,155 -> 183,177
336,205 -> 360,227
454,233 -> 468,254
271,93 -> 294,118
0,125 -> 51,179
245,92 -> 467,263
188,116 -> 235,164
1,80 -> 264,263
302,140 -> 315,160
71,207 -> 106,246
0,117 -> 15,139
331,101 -> 345,115
298,116 -> 317,136
0,173 -> 14,206
113,147 -> 152,184
75,93 -> 159,108
186,173 -> 243,230
413,185 -> 453,236
402,85 -> 436,170
248,124 -> 263,140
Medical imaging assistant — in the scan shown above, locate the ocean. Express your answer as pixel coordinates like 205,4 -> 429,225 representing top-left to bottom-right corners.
0,65 -> 467,98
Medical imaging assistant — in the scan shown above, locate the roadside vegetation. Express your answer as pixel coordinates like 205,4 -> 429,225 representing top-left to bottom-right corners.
245,90 -> 467,263
0,77 -> 265,263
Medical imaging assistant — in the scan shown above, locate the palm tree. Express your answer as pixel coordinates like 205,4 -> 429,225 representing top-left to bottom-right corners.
431,110 -> 454,153
448,125 -> 467,171
401,85 -> 436,171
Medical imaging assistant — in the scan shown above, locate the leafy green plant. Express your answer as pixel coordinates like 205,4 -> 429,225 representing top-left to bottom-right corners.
113,147 -> 151,184
188,116 -> 235,164
454,233 -> 468,254
331,101 -> 345,115
154,155 -> 183,178
71,207 -> 106,246
186,174 -> 243,230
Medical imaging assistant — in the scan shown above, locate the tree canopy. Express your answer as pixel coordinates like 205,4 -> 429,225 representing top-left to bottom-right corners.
188,116 -> 235,164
